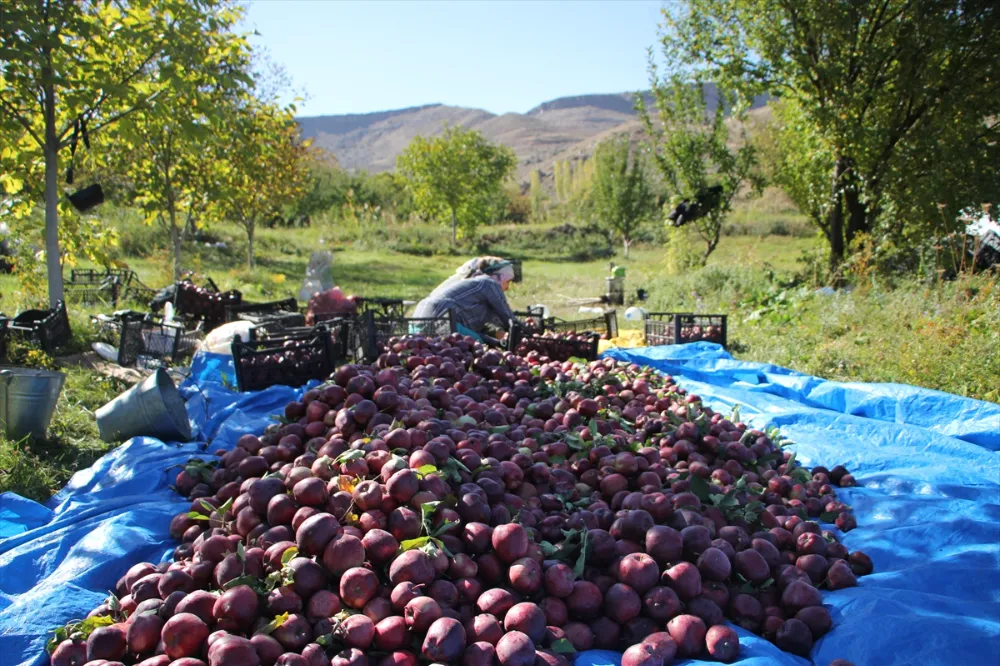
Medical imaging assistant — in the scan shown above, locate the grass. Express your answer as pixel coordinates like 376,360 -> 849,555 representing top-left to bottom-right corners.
2,204 -> 996,502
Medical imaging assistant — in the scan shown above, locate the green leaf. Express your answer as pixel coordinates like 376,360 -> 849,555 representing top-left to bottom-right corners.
819,511 -> 839,523
400,536 -> 431,551
588,418 -> 599,436
198,499 -> 216,514
414,464 -> 438,478
551,638 -> 577,654
539,541 -> 560,556
223,574 -> 259,591
488,425 -> 510,435
237,541 -> 246,563
186,511 -> 210,521
573,528 -> 589,579
567,356 -> 587,365
430,519 -> 459,538
316,633 -> 333,647
688,474 -> 711,502
281,546 -> 299,565
334,449 -> 365,465
256,612 -> 289,636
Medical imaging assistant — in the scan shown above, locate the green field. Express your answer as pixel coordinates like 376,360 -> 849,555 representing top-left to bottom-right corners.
2,211 -> 997,501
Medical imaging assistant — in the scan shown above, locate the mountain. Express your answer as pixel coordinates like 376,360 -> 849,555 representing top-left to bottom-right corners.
297,89 -> 768,181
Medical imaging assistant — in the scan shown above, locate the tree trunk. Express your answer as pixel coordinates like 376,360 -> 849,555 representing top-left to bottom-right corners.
844,180 -> 868,247
43,68 -> 63,306
169,211 -> 182,282
247,222 -> 255,270
623,237 -> 631,259
451,209 -> 457,244
827,158 -> 848,269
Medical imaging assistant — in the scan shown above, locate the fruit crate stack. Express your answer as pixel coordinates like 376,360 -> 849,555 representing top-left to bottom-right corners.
7,301 -> 72,354
225,297 -> 304,330
117,313 -> 204,368
232,325 -> 343,392
544,310 -> 619,339
174,280 -> 241,330
506,321 -> 600,362
644,312 -> 728,348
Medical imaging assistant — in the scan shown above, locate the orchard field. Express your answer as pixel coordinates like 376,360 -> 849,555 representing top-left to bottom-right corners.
2,202 -> 997,503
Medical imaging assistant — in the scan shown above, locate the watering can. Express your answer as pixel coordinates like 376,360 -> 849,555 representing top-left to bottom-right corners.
95,367 -> 192,443
0,367 -> 66,440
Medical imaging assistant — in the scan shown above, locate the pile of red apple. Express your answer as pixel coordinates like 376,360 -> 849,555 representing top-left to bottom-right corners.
49,334 -> 869,666
678,325 -> 724,345
175,282 -> 242,330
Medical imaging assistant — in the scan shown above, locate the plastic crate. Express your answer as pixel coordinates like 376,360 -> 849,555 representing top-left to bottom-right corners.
544,310 -> 618,339
174,280 -> 241,330
644,312 -> 727,348
248,319 -> 357,361
514,306 -> 546,333
117,313 -> 203,367
8,301 -> 72,354
506,323 -> 600,362
232,325 -> 341,392
355,297 -> 408,319
69,267 -> 134,284
64,275 -> 122,305
226,297 -> 303,327
351,312 -> 456,363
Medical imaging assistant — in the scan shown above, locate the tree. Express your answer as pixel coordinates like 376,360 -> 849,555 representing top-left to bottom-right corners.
659,0 -> 1000,267
590,135 -> 656,258
214,97 -> 309,269
396,126 -> 516,243
0,0 -> 248,305
113,43 -> 251,280
529,169 -> 545,220
637,62 -> 763,263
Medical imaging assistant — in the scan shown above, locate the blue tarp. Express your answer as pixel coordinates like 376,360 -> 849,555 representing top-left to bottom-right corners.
2,345 -> 998,666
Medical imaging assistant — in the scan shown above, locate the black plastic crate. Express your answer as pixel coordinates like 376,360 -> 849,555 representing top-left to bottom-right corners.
116,313 -> 203,367
64,275 -> 122,305
69,267 -> 134,284
248,319 -> 357,361
226,297 -> 303,327
355,297 -> 408,319
174,280 -> 241,330
544,311 -> 618,339
232,325 -> 341,392
644,312 -> 728,348
506,323 -> 600,362
514,306 -> 546,333
8,301 -> 72,354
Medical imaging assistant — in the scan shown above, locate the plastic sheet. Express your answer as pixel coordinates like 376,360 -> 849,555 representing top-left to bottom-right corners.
1,346 -> 998,666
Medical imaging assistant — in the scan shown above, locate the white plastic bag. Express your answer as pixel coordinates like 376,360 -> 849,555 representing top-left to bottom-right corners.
200,321 -> 253,356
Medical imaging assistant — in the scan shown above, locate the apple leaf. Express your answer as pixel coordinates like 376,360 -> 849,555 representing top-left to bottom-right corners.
256,612 -> 289,636
551,638 -> 577,654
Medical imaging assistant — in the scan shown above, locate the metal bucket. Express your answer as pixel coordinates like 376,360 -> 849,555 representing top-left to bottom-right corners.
0,367 -> 66,440
96,367 -> 192,443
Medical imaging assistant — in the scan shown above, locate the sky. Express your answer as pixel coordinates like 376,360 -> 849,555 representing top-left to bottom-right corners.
243,0 -> 665,118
